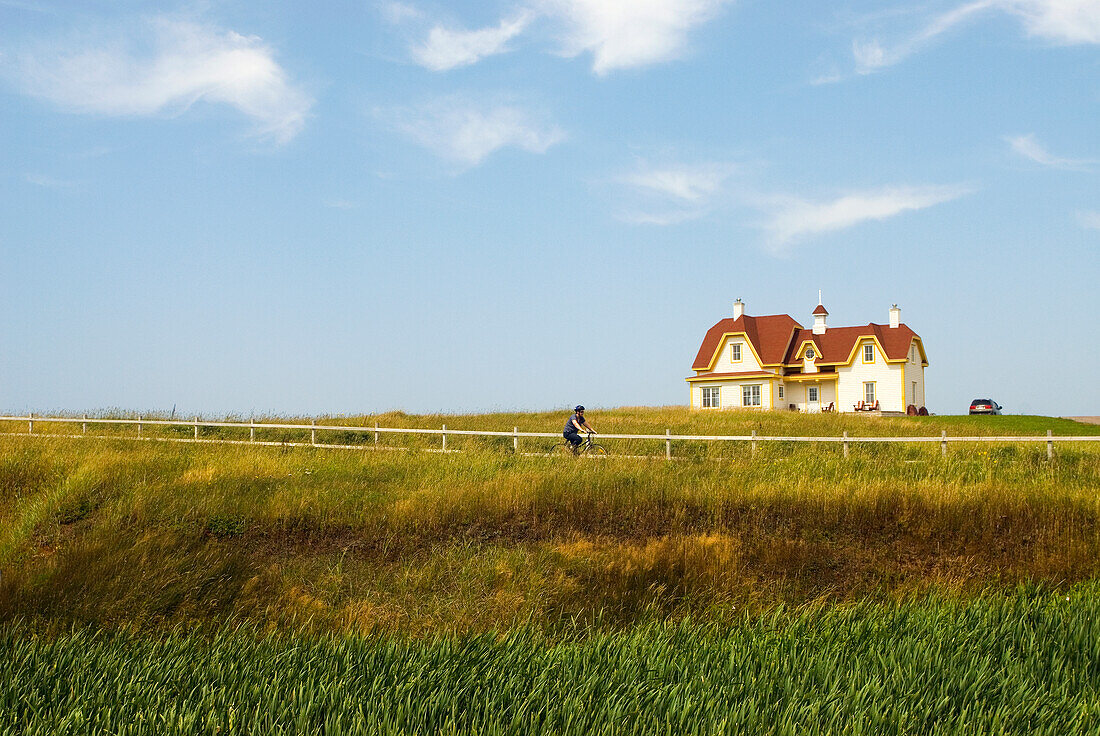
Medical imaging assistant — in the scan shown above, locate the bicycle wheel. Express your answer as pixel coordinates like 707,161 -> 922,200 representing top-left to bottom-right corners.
548,442 -> 576,457
586,444 -> 608,456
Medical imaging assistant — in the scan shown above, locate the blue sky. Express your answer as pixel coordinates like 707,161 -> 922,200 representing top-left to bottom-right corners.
1,0 -> 1097,417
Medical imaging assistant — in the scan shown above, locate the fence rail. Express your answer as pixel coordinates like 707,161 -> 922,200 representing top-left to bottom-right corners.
2,415 -> 1098,460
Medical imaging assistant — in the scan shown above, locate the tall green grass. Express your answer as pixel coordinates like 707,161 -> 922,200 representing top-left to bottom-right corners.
3,583 -> 1099,735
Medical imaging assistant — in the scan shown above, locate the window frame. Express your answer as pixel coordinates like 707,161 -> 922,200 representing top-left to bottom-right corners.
702,386 -> 720,408
807,386 -> 819,403
778,384 -> 784,400
862,343 -> 875,364
730,343 -> 742,363
864,381 -> 876,404
742,384 -> 761,407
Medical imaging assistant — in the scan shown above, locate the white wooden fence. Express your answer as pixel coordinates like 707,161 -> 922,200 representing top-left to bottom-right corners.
3,414 -> 1098,460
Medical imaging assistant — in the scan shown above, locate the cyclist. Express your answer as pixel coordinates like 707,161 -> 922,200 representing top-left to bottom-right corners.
563,405 -> 597,453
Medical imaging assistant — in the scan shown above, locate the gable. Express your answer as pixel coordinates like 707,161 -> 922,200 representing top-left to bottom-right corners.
692,314 -> 802,371
781,324 -> 922,365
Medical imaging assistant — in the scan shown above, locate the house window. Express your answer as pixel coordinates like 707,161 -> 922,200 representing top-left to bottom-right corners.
911,381 -> 917,404
863,343 -> 875,363
864,382 -> 876,404
742,385 -> 761,407
730,343 -> 742,362
702,386 -> 720,408
910,345 -> 917,363
778,385 -> 784,400
808,386 -> 818,403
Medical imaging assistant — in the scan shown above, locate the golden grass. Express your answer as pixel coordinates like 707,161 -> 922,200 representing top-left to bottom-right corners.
1,406 -> 1098,633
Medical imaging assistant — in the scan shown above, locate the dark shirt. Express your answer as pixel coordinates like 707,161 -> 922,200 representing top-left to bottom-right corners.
564,413 -> 587,434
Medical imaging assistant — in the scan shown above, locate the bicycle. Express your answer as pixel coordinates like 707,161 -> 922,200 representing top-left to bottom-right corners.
549,431 -> 608,457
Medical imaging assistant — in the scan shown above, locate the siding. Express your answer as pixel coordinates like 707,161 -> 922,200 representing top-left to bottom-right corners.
837,339 -> 903,411
706,337 -> 764,373
691,380 -> 773,410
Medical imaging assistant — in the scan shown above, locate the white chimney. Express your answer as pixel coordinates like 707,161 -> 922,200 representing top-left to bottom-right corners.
812,302 -> 829,335
889,304 -> 900,329
733,298 -> 744,320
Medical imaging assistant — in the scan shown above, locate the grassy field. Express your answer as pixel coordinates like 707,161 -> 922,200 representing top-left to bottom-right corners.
4,585 -> 1099,735
2,408 -> 1098,732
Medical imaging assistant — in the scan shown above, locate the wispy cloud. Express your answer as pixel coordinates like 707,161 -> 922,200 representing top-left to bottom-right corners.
379,1 -> 424,25
622,163 -> 731,201
383,96 -> 564,166
1009,0 -> 1100,43
407,0 -> 732,75
853,0 -> 1100,73
1005,133 -> 1095,170
761,184 -> 971,249
8,17 -> 313,143
24,173 -> 74,188
1078,210 -> 1100,230
854,0 -> 995,73
617,161 -> 734,223
548,0 -> 732,74
411,12 -> 532,71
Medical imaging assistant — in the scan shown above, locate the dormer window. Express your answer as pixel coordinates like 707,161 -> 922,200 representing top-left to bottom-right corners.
805,347 -> 816,360
863,343 -> 875,363
730,343 -> 742,362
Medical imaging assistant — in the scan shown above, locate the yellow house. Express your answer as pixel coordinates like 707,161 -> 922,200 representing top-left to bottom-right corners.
688,299 -> 928,413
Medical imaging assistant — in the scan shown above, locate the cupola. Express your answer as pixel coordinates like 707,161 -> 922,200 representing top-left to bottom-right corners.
812,302 -> 828,335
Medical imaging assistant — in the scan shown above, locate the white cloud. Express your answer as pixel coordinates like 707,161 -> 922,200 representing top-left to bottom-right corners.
403,0 -> 731,75
9,17 -> 312,143
380,1 -> 424,25
1005,133 -> 1095,170
762,184 -> 971,248
853,0 -> 1100,73
411,12 -> 531,71
547,0 -> 732,74
622,163 -> 731,202
1078,210 -> 1100,230
854,0 -> 995,73
1009,0 -> 1100,43
617,161 -> 734,224
385,97 -> 564,165
24,173 -> 73,188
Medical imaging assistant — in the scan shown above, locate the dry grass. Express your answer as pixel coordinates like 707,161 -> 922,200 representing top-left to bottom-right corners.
1,406 -> 1098,633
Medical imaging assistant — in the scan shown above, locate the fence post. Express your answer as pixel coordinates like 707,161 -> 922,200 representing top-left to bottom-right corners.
442,424 -> 447,452
82,414 -> 87,434
194,416 -> 199,440
311,420 -> 316,446
941,430 -> 947,457
138,415 -> 142,438
666,429 -> 672,460
250,419 -> 255,443
1047,429 -> 1053,461
843,430 -> 849,459
751,429 -> 757,455
513,427 -> 519,454
374,423 -> 379,446
27,413 -> 33,434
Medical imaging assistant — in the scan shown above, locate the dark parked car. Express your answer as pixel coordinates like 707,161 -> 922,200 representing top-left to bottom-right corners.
969,399 -> 1002,415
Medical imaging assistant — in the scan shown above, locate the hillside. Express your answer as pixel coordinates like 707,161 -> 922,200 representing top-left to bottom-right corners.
3,408 -> 1098,632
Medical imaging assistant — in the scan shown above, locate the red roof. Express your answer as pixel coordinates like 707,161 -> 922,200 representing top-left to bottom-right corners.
812,304 -> 829,315
782,323 -> 919,364
691,314 -> 802,370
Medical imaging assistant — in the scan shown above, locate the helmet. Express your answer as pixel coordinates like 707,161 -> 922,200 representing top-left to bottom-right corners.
574,405 -> 585,412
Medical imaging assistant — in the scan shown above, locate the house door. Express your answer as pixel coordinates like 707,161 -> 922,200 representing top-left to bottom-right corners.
807,384 -> 819,410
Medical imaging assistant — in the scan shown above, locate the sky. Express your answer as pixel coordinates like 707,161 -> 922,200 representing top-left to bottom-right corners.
1,0 -> 1097,418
